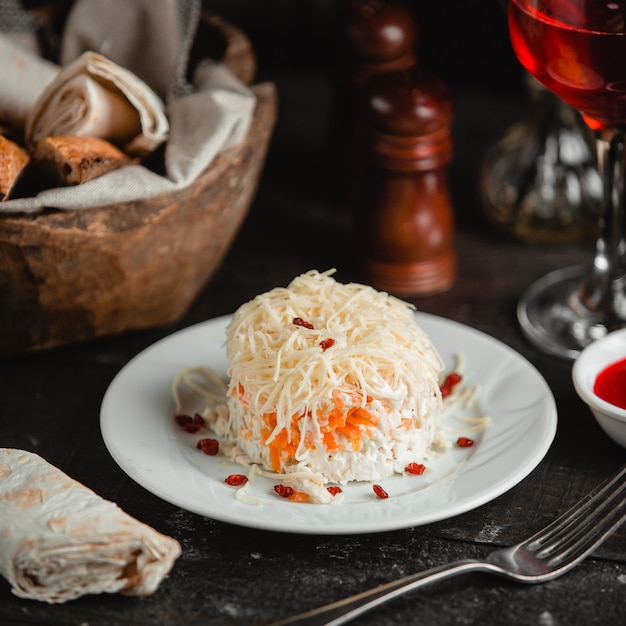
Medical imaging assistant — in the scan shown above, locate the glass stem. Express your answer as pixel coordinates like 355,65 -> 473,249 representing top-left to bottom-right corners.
598,129 -> 626,277
577,129 -> 626,322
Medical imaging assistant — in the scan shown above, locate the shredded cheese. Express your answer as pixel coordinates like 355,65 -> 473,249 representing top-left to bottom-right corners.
224,269 -> 445,482
172,367 -> 228,413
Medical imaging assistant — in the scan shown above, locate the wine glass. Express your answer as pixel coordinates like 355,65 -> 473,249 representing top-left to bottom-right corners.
508,0 -> 626,359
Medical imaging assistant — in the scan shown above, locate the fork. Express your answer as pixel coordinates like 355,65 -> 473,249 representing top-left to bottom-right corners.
268,464 -> 626,626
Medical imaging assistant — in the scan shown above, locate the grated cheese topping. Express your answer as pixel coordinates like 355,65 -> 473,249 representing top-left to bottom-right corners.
224,269 -> 445,479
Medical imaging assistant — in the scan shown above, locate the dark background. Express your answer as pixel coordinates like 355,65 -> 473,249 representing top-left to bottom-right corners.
203,0 -> 524,94
200,0 -> 528,241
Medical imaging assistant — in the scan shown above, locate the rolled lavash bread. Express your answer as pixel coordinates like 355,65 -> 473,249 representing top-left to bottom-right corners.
25,51 -> 169,157
0,448 -> 181,603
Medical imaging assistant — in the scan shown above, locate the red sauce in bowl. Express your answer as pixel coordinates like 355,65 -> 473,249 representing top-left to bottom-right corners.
594,358 -> 626,410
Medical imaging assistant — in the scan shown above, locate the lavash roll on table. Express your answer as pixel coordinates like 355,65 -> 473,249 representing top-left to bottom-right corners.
0,448 -> 181,604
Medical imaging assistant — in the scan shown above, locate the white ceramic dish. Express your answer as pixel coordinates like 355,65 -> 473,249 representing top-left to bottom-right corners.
572,328 -> 626,449
100,313 -> 557,535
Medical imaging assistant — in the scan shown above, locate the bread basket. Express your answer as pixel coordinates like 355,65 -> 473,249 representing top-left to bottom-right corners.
0,13 -> 277,357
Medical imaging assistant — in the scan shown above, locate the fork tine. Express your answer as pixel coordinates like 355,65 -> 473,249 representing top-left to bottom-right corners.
529,465 -> 626,566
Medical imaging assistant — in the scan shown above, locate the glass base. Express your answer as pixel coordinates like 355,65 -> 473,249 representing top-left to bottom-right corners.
517,265 -> 622,360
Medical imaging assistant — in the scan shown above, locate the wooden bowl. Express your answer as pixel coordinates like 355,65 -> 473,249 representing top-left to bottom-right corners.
0,14 -> 277,357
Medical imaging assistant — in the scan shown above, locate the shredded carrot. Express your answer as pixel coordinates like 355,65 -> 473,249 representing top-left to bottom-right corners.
347,407 -> 378,427
288,490 -> 310,503
269,445 -> 281,471
322,430 -> 341,452
259,388 -> 384,465
336,422 -> 362,450
233,383 -> 250,406
262,413 -> 303,471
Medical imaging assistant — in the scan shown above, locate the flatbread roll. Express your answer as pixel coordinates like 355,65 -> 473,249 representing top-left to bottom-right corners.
25,51 -> 169,157
0,448 -> 181,604
34,135 -> 134,185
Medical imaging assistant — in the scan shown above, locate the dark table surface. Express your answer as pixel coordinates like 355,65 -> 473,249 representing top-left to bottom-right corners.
2,67 -> 626,626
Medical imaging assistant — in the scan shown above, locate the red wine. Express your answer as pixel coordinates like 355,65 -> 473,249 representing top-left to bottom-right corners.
509,0 -> 626,130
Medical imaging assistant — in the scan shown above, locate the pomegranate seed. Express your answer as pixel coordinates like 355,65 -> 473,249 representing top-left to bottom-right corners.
192,413 -> 205,426
373,484 -> 389,499
445,372 -> 462,386
440,372 -> 462,398
320,338 -> 335,351
225,474 -> 248,486
456,436 -> 474,448
293,317 -> 314,329
182,422 -> 201,434
274,484 -> 294,498
196,438 -> 219,456
174,414 -> 192,427
406,462 -> 426,475
327,486 -> 342,496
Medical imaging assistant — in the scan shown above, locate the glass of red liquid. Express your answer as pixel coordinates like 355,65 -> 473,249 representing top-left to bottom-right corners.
509,0 -> 626,358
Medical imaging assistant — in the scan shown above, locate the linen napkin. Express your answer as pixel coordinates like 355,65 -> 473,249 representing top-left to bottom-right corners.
0,33 -> 57,128
0,0 -> 257,213
0,448 -> 181,603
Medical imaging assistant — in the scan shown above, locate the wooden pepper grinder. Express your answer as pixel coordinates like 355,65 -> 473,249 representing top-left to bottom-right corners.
355,66 -> 456,296
334,0 -> 420,207
337,0 -> 419,91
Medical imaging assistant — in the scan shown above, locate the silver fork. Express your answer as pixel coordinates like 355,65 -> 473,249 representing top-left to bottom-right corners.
268,464 -> 626,626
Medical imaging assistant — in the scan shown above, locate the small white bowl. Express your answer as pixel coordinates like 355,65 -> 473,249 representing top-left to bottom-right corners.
572,328 -> 626,449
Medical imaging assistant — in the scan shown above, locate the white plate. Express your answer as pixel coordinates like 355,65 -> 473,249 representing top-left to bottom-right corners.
100,313 -> 557,534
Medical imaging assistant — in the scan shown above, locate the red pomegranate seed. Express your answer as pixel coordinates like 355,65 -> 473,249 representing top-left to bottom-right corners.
192,413 -> 205,426
456,436 -> 474,448
440,372 -> 462,398
274,484 -> 294,498
327,486 -> 342,496
373,484 -> 389,499
196,438 -> 219,456
174,414 -> 192,427
447,372 -> 462,386
406,462 -> 426,475
225,474 -> 248,486
182,422 -> 201,434
293,317 -> 314,329
320,338 -> 335,351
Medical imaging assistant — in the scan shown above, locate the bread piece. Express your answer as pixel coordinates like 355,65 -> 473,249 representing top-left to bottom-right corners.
0,135 -> 30,201
0,448 -> 181,603
34,135 -> 133,185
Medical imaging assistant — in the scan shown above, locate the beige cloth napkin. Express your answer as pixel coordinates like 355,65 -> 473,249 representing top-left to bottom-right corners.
59,0 -> 198,100
0,0 -> 256,214
0,34 -> 57,128
0,448 -> 181,604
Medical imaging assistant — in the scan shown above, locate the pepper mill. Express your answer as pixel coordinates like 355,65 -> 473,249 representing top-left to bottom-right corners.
334,0 -> 420,207
337,0 -> 419,91
355,66 -> 456,296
